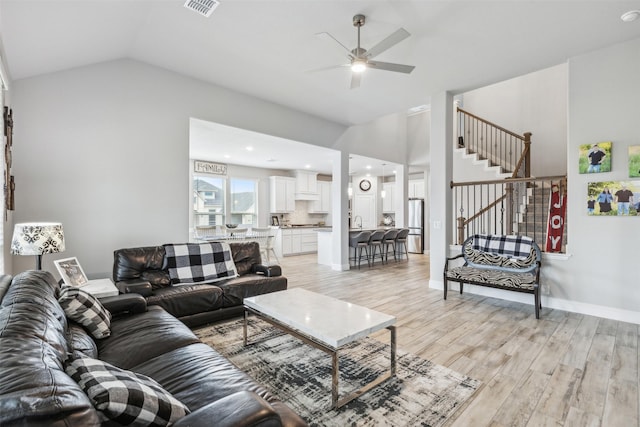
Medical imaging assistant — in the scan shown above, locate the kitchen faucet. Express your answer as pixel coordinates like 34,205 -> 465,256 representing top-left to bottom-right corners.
354,215 -> 363,229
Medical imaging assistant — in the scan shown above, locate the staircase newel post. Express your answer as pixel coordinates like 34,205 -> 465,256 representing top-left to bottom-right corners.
456,217 -> 465,245
523,132 -> 532,178
505,182 -> 514,235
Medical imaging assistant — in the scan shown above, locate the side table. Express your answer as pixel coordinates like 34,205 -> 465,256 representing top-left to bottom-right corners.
81,278 -> 119,298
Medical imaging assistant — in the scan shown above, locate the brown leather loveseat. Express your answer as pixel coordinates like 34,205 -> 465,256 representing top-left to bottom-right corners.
113,241 -> 287,327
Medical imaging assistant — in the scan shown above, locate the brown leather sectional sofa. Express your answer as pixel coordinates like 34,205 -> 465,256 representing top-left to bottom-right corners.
113,241 -> 287,327
0,270 -> 306,426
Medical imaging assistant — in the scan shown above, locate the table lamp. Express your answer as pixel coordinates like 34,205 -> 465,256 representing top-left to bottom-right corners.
11,222 -> 65,270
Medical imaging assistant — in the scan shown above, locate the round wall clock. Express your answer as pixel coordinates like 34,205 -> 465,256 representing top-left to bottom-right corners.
359,179 -> 371,192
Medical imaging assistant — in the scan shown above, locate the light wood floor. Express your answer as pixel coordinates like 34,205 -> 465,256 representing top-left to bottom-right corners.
277,252 -> 639,427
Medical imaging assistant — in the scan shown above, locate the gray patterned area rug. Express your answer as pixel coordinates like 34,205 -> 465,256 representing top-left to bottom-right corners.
194,319 -> 480,426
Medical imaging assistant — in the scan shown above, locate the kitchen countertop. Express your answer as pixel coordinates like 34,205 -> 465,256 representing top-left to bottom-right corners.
279,225 -> 332,229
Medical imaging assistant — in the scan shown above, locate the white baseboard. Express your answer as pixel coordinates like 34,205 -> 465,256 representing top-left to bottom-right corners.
429,279 -> 640,325
333,263 -> 351,271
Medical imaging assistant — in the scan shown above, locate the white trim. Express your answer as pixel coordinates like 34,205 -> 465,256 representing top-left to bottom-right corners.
332,262 -> 350,271
430,279 -> 640,325
0,55 -> 9,90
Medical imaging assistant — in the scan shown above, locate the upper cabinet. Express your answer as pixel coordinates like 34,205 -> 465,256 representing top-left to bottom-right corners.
310,181 -> 332,213
382,182 -> 395,213
269,176 -> 296,213
294,170 -> 319,200
408,179 -> 425,199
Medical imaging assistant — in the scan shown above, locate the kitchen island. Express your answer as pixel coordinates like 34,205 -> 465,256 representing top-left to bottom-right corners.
317,227 -> 397,267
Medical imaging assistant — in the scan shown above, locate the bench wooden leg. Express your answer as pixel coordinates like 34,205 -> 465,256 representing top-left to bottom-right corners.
460,282 -> 464,295
443,275 -> 448,300
534,286 -> 541,319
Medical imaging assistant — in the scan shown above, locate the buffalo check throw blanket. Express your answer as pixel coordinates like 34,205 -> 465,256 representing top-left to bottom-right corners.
471,234 -> 533,260
163,242 -> 238,284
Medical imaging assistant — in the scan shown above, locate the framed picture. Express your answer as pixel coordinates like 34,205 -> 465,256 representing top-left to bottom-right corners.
629,145 -> 640,178
579,141 -> 612,174
271,215 -> 279,226
54,257 -> 89,287
587,180 -> 639,216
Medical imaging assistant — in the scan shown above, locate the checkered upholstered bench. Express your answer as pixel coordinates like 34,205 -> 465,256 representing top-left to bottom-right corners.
444,234 -> 543,318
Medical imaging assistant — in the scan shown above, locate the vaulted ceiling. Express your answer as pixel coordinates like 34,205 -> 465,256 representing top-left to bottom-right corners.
2,1 -> 640,127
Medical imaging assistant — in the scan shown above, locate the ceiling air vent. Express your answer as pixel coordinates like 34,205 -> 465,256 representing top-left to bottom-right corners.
184,0 -> 220,18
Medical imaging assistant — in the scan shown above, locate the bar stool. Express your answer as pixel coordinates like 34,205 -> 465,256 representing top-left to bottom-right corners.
381,229 -> 399,263
349,231 -> 371,269
367,230 -> 386,265
395,228 -> 410,261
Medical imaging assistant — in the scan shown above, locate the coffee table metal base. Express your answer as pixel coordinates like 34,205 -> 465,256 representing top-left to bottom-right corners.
243,308 -> 396,409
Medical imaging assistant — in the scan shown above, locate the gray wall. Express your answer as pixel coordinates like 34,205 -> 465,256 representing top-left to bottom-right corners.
10,59 -> 346,277
461,64 -> 568,177
564,37 -> 640,313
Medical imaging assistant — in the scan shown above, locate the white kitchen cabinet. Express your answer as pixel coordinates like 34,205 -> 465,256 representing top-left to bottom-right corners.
409,179 -> 425,199
280,228 -> 317,256
269,176 -> 295,213
294,170 -> 319,200
310,181 -> 332,213
382,182 -> 395,213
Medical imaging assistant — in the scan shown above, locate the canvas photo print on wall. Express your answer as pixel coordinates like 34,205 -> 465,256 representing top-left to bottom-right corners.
579,141 -> 612,174
587,180 -> 639,216
629,145 -> 640,178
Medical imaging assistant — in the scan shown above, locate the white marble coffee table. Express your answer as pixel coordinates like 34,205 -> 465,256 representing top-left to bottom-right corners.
243,288 -> 396,408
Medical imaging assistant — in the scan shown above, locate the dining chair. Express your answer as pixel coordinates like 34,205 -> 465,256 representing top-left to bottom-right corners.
194,225 -> 217,240
250,227 -> 278,264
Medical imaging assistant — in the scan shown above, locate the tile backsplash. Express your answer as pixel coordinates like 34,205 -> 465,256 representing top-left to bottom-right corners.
280,200 -> 329,225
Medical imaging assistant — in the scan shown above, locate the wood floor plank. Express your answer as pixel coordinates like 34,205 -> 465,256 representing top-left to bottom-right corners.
573,333 -> 616,417
491,369 -> 550,427
276,253 -> 639,426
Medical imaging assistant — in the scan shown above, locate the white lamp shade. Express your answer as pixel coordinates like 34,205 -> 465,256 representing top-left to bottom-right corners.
11,222 -> 65,256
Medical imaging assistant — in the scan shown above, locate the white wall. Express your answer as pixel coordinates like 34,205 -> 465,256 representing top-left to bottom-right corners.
11,59 -> 346,278
562,37 -> 640,316
335,112 -> 408,165
461,64 -> 568,177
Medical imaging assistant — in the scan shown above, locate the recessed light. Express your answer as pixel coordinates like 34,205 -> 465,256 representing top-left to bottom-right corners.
621,10 -> 640,22
223,154 -> 231,159
246,146 -> 253,151
393,170 -> 397,174
366,173 -> 371,177
305,164 -> 311,169
366,165 -> 372,169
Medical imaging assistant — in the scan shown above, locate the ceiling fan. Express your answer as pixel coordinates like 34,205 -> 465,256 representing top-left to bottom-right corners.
316,14 -> 415,89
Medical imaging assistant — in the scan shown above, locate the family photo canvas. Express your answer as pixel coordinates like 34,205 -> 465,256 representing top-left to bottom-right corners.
587,180 -> 639,216
579,141 -> 612,174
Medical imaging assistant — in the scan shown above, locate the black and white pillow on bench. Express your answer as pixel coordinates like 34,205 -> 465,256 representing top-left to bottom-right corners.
163,242 -> 238,285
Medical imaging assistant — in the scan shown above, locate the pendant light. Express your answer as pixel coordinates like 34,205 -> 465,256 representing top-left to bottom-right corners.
380,163 -> 386,198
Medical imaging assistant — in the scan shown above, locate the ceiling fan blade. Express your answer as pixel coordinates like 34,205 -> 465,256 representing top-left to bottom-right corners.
367,60 -> 415,74
365,28 -> 410,59
316,32 -> 353,57
306,63 -> 350,73
350,72 -> 361,89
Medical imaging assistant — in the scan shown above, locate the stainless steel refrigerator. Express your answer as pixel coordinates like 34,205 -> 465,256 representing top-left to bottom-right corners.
408,199 -> 424,254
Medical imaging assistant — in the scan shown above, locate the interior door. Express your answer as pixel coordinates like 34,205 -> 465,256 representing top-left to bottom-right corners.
353,194 -> 376,229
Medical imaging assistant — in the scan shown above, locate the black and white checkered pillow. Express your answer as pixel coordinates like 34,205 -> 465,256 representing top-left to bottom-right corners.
66,356 -> 190,426
58,286 -> 112,339
163,242 -> 238,284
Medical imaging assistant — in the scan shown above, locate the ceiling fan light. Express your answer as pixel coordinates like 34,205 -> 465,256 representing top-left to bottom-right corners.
621,10 -> 640,22
351,60 -> 366,73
